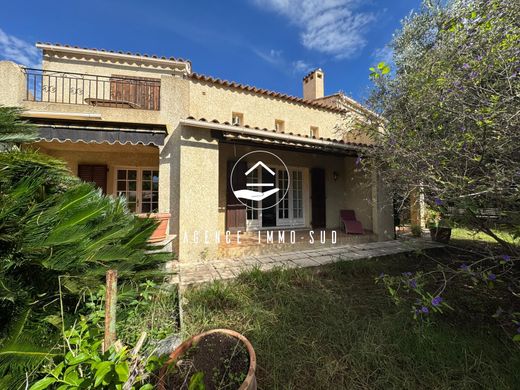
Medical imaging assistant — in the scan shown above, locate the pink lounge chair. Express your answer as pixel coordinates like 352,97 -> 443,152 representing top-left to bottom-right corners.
340,210 -> 364,235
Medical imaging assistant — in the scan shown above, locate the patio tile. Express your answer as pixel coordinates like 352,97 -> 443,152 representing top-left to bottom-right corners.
291,257 -> 320,268
178,238 -> 444,285
311,255 -> 337,265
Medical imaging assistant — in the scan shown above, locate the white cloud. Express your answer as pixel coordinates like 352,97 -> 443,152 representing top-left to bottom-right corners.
292,59 -> 313,74
254,48 -> 284,65
372,45 -> 393,64
252,0 -> 376,58
0,28 -> 40,68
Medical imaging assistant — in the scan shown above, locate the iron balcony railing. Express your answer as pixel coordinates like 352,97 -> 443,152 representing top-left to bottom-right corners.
23,68 -> 161,111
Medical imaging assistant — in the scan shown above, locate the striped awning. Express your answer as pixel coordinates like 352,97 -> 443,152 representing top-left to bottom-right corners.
34,120 -> 167,146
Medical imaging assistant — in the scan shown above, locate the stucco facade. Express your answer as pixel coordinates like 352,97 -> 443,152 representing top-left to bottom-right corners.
0,43 -> 394,262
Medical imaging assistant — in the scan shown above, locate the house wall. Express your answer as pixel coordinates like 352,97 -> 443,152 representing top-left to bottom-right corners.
177,125 -> 220,261
188,80 -> 372,145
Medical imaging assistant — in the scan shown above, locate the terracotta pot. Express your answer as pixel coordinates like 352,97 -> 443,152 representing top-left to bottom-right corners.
430,227 -> 451,244
137,213 -> 170,243
157,329 -> 257,390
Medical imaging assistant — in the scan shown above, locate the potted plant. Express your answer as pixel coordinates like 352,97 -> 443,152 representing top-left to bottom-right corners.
137,213 -> 171,243
157,329 -> 257,390
426,210 -> 452,244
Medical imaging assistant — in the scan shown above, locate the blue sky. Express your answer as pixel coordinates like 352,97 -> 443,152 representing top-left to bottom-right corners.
0,0 -> 421,102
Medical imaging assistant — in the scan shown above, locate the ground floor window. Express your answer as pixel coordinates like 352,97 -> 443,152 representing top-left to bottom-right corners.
116,167 -> 159,213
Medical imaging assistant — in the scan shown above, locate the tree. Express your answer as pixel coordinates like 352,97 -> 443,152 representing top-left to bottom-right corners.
363,0 -> 519,244
0,107 -> 170,386
342,0 -> 519,336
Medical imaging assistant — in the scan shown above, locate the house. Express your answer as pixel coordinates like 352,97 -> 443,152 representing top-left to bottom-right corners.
0,43 -> 394,261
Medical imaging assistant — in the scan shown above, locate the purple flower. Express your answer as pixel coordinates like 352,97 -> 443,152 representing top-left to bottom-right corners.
488,273 -> 496,281
355,156 -> 362,166
462,63 -> 470,69
434,197 -> 443,206
459,263 -> 469,271
379,272 -> 385,278
502,255 -> 511,262
402,272 -> 412,277
409,279 -> 417,289
431,296 -> 443,306
421,306 -> 429,314
469,71 -> 478,79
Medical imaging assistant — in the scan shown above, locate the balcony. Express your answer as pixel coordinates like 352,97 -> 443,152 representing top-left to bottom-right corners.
23,68 -> 161,111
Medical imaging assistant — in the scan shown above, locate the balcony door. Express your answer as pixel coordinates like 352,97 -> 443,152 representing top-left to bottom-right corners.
116,167 -> 159,213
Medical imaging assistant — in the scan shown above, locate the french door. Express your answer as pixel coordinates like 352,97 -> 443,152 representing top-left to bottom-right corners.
116,167 -> 159,213
245,166 -> 305,229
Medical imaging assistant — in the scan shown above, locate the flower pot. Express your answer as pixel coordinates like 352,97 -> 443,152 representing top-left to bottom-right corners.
157,328 -> 257,390
429,227 -> 451,244
137,213 -> 170,243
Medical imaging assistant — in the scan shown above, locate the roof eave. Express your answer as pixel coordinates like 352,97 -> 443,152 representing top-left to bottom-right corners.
36,43 -> 192,73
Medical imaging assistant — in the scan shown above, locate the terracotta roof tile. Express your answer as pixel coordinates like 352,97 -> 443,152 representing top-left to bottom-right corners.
36,42 -> 192,65
185,117 -> 371,148
189,73 -> 346,114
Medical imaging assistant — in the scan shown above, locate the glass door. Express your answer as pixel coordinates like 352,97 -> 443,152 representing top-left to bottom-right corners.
117,169 -> 138,212
116,168 -> 159,213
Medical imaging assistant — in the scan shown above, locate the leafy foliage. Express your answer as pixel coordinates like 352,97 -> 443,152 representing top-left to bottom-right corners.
0,106 -> 38,146
348,0 -> 520,337
363,0 -> 519,244
0,107 -> 172,386
29,302 -> 165,390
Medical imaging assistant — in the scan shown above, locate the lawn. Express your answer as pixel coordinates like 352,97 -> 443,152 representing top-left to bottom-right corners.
451,227 -> 519,245
181,253 -> 520,390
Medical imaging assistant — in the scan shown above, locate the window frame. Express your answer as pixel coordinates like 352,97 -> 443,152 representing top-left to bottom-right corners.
114,166 -> 159,214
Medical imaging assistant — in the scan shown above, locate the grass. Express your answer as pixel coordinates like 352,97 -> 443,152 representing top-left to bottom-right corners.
181,254 -> 520,390
451,227 -> 519,245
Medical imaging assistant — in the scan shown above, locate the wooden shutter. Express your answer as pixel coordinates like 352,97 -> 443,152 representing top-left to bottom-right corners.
310,168 -> 326,228
226,160 -> 247,231
78,164 -> 108,193
110,75 -> 160,110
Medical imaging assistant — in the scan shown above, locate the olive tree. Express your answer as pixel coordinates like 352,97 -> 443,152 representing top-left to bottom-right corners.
341,0 -> 520,338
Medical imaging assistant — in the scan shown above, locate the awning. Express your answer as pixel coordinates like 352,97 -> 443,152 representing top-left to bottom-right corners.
32,119 -> 167,147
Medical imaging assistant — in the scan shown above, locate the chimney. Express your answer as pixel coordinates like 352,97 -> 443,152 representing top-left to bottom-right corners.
302,68 -> 324,101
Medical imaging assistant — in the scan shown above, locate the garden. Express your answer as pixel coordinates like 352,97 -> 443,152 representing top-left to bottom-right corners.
0,0 -> 518,388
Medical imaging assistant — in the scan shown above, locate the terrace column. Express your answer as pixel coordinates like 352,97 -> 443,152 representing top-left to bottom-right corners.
176,126 -> 220,262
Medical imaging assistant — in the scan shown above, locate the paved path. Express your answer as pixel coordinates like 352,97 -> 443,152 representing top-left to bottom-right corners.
175,239 -> 443,286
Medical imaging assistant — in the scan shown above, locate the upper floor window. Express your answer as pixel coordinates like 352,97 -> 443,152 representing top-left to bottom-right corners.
275,119 -> 285,133
310,126 -> 319,138
232,112 -> 243,125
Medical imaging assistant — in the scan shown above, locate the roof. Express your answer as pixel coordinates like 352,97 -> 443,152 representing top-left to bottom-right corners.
36,43 -> 191,72
189,73 -> 345,114
183,116 -> 372,150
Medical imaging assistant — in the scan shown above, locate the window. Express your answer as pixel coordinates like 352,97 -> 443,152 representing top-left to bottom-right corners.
232,112 -> 243,125
246,168 -> 258,221
275,119 -> 285,133
292,171 -> 303,219
310,126 -> 319,138
277,170 -> 289,220
116,168 -> 159,213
